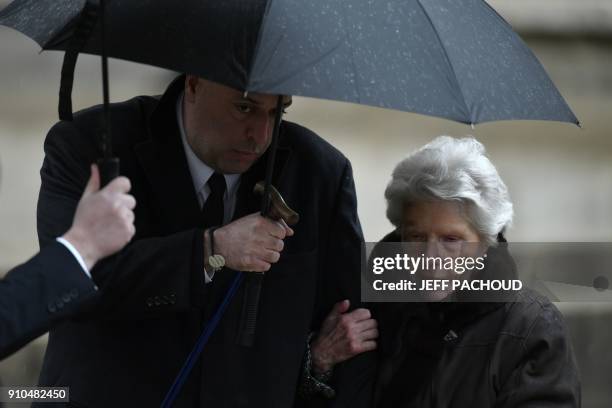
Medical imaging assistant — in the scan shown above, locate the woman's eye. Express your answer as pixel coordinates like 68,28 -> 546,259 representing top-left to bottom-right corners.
408,234 -> 426,242
440,238 -> 463,254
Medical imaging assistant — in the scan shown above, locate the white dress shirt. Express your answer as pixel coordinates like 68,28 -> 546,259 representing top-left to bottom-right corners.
56,237 -> 98,290
56,237 -> 90,277
176,91 -> 241,282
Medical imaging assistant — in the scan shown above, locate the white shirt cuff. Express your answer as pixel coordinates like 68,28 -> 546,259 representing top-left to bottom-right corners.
56,237 -> 91,278
203,266 -> 215,284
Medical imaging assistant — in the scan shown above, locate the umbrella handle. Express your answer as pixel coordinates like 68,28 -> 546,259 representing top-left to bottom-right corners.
96,157 -> 120,187
253,181 -> 300,226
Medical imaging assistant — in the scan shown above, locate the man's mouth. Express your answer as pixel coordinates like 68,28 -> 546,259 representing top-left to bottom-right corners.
232,149 -> 259,160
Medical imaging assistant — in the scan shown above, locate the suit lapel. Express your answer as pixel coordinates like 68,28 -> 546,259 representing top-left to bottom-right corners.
134,76 -> 203,232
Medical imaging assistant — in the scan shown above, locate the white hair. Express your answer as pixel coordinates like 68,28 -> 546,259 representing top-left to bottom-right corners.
385,136 -> 513,245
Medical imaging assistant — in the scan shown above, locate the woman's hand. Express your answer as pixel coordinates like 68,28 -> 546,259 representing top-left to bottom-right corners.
310,300 -> 378,375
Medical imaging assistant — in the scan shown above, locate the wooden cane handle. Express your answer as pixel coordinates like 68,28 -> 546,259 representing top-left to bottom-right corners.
254,181 -> 300,226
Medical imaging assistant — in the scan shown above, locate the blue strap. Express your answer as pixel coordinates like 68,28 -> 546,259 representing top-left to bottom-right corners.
161,272 -> 244,408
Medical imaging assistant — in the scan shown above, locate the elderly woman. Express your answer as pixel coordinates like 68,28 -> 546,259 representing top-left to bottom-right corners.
305,136 -> 580,407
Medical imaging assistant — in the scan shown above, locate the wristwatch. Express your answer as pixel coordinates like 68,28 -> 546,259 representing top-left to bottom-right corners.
207,227 -> 225,273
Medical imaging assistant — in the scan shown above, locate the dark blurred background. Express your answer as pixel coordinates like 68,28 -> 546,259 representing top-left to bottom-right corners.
0,0 -> 611,406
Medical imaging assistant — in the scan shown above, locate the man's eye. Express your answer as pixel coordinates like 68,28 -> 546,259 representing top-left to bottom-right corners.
236,104 -> 252,114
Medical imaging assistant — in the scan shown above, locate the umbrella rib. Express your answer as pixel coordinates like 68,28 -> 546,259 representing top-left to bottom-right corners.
415,0 -> 472,124
251,37 -> 346,93
247,0 -> 351,94
250,32 -> 285,89
245,0 -> 276,91
346,16 -> 362,104
272,41 -> 346,90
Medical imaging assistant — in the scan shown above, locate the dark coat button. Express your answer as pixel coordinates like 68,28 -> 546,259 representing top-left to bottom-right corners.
48,302 -> 57,313
154,296 -> 161,306
70,289 -> 79,299
56,299 -> 64,310
62,293 -> 72,303
146,298 -> 153,307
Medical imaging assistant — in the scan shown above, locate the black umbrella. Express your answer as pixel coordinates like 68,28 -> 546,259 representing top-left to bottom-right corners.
0,0 -> 578,125
0,0 -> 580,405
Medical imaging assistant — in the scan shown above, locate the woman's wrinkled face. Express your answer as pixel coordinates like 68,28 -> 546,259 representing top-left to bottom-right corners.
401,200 -> 483,300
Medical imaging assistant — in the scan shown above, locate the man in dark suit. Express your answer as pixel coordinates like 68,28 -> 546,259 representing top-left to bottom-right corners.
35,75 -> 372,407
0,165 -> 135,360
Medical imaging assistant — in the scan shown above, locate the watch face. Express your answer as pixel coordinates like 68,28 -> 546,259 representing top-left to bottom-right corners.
209,254 -> 226,269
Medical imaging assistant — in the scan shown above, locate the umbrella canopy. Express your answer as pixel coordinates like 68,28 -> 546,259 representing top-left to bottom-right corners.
0,1 -> 580,404
0,0 -> 578,125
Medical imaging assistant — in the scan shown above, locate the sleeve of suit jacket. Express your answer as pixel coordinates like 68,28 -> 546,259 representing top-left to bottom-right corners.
0,242 -> 96,360
37,120 -> 204,318
298,159 -> 377,408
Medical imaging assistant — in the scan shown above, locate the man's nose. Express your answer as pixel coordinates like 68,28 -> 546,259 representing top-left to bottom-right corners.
248,113 -> 271,145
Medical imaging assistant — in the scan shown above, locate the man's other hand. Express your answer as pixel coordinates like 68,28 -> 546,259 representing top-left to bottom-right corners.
63,164 -> 137,270
310,300 -> 378,375
213,212 -> 294,272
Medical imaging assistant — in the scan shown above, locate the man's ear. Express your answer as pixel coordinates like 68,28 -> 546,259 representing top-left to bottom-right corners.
184,75 -> 199,103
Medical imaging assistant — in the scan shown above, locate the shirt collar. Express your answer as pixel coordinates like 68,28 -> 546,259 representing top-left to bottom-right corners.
176,91 -> 240,198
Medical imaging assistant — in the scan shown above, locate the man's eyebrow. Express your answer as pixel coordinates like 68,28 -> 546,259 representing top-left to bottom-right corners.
238,96 -> 293,107
239,96 -> 260,105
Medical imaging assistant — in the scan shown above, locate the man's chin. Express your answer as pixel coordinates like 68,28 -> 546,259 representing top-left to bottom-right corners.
221,158 -> 259,175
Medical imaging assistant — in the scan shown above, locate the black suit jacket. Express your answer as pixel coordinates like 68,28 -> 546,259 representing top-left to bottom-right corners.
35,76 -> 373,407
0,242 -> 96,360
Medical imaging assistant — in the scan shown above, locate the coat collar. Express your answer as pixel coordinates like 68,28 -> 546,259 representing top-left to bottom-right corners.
134,75 -> 291,230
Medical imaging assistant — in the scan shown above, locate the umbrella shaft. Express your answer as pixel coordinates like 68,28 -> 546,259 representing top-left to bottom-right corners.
100,0 -> 111,158
237,95 -> 285,347
260,95 -> 284,215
